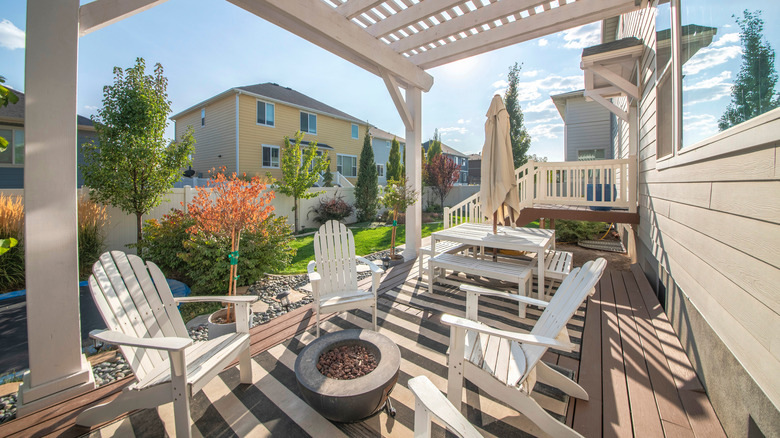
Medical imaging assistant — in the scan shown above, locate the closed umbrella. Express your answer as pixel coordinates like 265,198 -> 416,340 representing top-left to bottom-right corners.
481,94 -> 521,233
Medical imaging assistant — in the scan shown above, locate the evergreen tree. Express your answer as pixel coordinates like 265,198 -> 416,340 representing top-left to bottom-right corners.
354,127 -> 379,222
718,10 -> 779,130
426,129 -> 443,164
504,62 -> 532,168
322,157 -> 334,187
386,137 -> 402,182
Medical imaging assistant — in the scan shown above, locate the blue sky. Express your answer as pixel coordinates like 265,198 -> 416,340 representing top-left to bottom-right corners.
2,1 -> 777,161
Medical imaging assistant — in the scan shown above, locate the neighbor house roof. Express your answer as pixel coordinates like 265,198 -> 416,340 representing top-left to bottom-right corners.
170,82 -> 366,125
0,89 -> 94,128
550,89 -> 586,120
422,140 -> 467,158
369,126 -> 405,143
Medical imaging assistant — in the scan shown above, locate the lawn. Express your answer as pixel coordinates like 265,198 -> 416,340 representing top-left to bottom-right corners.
275,222 -> 444,274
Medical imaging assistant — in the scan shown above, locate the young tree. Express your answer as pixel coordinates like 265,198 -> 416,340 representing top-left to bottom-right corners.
504,62 -> 532,168
276,131 -> 329,233
187,169 -> 274,323
718,10 -> 779,130
82,58 -> 194,246
0,76 -> 19,151
386,137 -> 403,182
354,127 -> 379,222
321,157 -> 334,187
380,177 -> 418,257
425,154 -> 460,212
426,129 -> 443,164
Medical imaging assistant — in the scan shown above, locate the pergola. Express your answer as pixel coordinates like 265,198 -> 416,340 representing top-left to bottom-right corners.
20,0 -> 645,415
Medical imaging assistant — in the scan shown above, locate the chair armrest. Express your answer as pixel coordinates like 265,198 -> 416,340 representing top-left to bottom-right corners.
408,376 -> 483,438
441,314 -> 574,351
174,295 -> 258,304
460,284 -> 549,308
89,329 -> 192,352
307,261 -> 321,282
355,256 -> 385,274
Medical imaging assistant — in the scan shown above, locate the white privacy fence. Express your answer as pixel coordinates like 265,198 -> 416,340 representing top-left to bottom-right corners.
444,157 -> 637,228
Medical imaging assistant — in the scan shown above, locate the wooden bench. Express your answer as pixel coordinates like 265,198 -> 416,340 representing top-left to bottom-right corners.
428,253 -> 533,317
417,240 -> 473,279
497,249 -> 573,299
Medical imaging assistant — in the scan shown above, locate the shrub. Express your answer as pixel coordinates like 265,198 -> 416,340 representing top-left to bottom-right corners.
78,197 -> 108,279
0,195 -> 25,292
554,220 -> 608,243
308,192 -> 354,225
136,209 -> 195,282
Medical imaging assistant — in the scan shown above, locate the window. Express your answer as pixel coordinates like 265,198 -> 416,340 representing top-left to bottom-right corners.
257,101 -> 275,126
351,124 -> 359,139
300,112 -> 317,134
577,149 -> 606,161
201,108 -> 205,126
376,164 -> 384,177
262,145 -> 280,168
337,154 -> 357,177
0,128 -> 23,165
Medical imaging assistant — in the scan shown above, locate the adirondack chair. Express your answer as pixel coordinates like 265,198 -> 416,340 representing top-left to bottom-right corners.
308,220 -> 384,337
76,251 -> 257,438
409,375 -> 483,438
442,258 -> 607,438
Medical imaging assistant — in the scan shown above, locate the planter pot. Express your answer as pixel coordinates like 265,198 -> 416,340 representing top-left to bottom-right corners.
207,308 -> 236,340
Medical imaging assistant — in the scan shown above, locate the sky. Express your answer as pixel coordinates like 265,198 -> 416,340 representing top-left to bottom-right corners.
2,1 -> 777,161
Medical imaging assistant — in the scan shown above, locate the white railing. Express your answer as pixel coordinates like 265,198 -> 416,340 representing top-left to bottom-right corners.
443,157 -> 637,228
314,171 -> 354,188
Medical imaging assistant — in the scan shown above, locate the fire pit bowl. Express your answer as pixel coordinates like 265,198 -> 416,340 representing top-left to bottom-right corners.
294,329 -> 401,422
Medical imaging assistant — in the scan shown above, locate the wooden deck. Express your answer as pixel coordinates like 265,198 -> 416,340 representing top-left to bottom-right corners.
0,252 -> 724,437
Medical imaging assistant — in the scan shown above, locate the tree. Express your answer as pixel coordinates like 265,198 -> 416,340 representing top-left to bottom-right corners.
354,126 -> 379,222
187,170 -> 274,323
426,129 -> 443,164
276,131 -> 329,233
386,137 -> 403,182
504,63 -> 532,168
718,10 -> 779,130
0,76 -> 19,151
425,154 -> 460,212
82,58 -> 194,246
380,177 -> 418,257
321,157 -> 334,187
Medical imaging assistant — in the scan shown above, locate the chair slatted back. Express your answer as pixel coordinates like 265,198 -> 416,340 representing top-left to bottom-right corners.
89,251 -> 189,382
312,221 -> 358,298
520,258 -> 606,380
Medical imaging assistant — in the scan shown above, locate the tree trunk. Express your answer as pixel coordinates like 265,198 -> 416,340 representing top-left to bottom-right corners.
294,197 -> 300,233
136,212 -> 143,248
390,209 -> 398,255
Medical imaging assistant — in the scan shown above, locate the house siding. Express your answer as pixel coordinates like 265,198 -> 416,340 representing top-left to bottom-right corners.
175,93 -> 236,177
563,97 -> 612,162
614,5 -> 780,436
237,93 -> 366,184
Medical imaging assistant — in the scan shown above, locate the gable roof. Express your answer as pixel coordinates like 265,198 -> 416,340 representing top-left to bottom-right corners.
369,126 -> 405,143
0,89 -> 94,128
422,140 -> 468,158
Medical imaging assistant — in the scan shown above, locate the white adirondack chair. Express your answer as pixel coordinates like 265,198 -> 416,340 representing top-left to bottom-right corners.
308,220 -> 384,337
409,375 -> 483,438
442,258 -> 607,438
76,251 -> 257,438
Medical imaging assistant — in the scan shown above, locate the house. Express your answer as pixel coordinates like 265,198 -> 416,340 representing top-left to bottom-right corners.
170,82 -> 368,185
0,89 -> 97,188
369,126 -> 405,185
550,89 -> 613,161
422,139 -> 469,184
467,153 -> 481,184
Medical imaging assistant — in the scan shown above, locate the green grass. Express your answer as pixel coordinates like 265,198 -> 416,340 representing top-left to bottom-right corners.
275,222 -> 444,274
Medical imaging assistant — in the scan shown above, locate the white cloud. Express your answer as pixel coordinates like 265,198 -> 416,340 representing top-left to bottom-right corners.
526,116 -> 561,124
439,126 -> 468,135
561,23 -> 600,49
538,38 -> 549,47
0,19 -> 25,50
683,45 -> 741,76
682,112 -> 718,136
493,73 -> 582,104
528,123 -> 563,139
84,105 -> 99,111
491,79 -> 508,89
521,69 -> 540,78
684,70 -> 731,93
523,100 -> 555,113
712,33 -> 739,47
457,119 -> 470,124
683,71 -> 732,106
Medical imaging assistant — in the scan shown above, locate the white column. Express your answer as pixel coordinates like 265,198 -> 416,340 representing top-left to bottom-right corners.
17,0 -> 95,416
403,87 -> 423,260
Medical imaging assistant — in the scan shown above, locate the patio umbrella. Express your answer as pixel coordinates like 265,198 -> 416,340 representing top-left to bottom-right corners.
481,94 -> 521,233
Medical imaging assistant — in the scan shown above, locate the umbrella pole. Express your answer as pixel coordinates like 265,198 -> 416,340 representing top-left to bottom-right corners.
492,211 -> 498,261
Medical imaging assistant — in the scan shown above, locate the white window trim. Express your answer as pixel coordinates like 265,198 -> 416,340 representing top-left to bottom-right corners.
351,123 -> 359,139
337,153 -> 358,177
376,163 -> 384,177
300,111 -> 317,135
261,144 -> 280,168
256,100 -> 275,127
0,126 -> 23,166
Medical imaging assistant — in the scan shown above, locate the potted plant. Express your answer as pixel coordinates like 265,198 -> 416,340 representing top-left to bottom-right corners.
187,168 -> 274,338
380,177 -> 419,263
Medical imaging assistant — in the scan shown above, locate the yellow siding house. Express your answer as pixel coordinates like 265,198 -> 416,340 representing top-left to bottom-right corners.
171,82 -> 368,184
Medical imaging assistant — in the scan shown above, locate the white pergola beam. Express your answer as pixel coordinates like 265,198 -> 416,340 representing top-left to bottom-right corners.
589,64 -> 639,100
409,0 -> 641,70
366,0 -> 468,39
382,71 -> 414,131
226,0 -> 434,92
336,0 -> 386,20
78,0 -> 170,37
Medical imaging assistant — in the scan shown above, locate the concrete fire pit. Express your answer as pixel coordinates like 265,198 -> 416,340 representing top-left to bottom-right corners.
294,329 -> 400,422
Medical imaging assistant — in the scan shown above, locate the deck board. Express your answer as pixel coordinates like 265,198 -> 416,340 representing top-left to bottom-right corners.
572,281 -> 603,437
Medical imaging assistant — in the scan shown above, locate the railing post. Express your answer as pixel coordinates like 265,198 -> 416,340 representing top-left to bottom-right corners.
443,207 -> 451,229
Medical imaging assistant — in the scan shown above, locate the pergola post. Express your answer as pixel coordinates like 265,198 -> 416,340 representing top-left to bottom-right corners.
17,0 -> 95,416
403,87 -> 423,260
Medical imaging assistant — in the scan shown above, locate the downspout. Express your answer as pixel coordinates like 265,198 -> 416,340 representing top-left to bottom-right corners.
235,91 -> 240,174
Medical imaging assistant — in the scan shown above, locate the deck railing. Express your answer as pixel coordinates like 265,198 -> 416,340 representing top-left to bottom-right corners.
444,157 -> 637,228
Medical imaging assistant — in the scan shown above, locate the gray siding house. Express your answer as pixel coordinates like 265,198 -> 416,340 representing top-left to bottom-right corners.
551,89 -> 613,161
369,127 -> 405,185
422,140 -> 469,184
